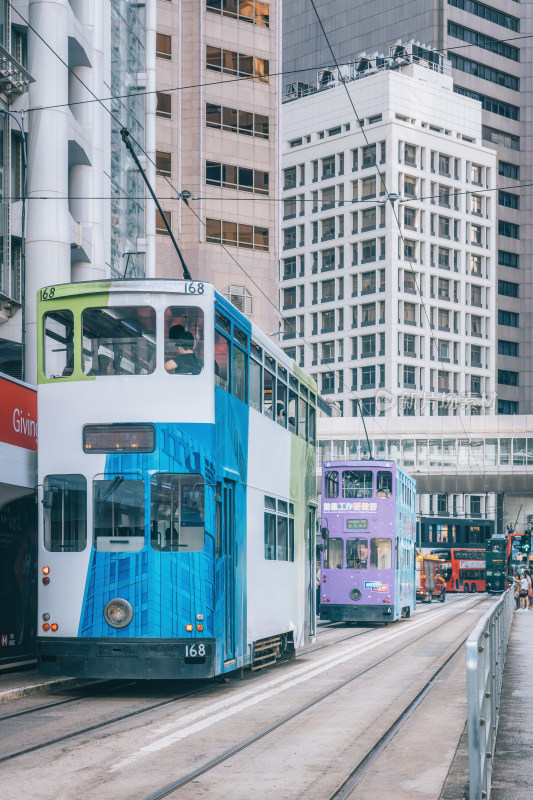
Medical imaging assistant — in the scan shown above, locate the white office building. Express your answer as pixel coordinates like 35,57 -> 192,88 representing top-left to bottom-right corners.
281,45 -> 498,420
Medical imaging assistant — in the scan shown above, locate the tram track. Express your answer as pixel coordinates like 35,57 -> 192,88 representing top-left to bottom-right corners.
141,595 -> 489,800
0,595 -> 481,769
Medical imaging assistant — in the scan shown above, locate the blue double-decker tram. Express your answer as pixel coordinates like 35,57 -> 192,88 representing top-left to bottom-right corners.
36,279 -> 318,679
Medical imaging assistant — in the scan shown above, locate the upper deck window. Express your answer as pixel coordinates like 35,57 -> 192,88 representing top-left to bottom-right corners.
44,310 -> 74,378
343,470 -> 373,498
151,474 -> 205,552
43,474 -> 86,551
377,470 -> 392,498
83,307 -> 156,376
165,307 -> 204,375
324,470 -> 339,498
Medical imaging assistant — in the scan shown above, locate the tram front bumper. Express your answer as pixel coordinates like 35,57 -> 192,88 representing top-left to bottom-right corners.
320,604 -> 396,622
37,637 -> 217,680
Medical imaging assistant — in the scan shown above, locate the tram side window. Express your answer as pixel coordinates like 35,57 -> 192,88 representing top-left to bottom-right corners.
343,470 -> 373,498
263,369 -> 275,419
250,357 -> 262,411
324,537 -> 343,569
346,538 -> 368,569
308,404 -> 316,445
43,475 -> 86,552
324,470 -> 339,498
370,537 -> 392,569
215,330 -> 230,390
277,379 -> 287,427
264,496 -> 276,559
377,471 -> 392,498
83,307 -> 156,376
233,344 -> 248,402
151,473 -> 205,552
93,476 -> 145,552
43,310 -> 74,379
264,496 -> 294,561
164,307 -> 204,375
298,396 -> 308,440
288,388 -> 298,434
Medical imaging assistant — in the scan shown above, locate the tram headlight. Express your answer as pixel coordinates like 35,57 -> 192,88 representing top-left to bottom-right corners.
42,613 -> 50,621
349,588 -> 362,601
104,598 -> 133,629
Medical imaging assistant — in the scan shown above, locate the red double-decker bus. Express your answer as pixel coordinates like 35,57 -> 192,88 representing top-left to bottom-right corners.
446,548 -> 486,592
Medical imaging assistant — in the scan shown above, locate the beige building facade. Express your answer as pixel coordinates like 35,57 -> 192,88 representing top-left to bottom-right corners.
156,0 -> 280,335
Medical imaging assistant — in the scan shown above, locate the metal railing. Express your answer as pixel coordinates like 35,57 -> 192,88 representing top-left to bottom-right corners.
467,589 -> 514,800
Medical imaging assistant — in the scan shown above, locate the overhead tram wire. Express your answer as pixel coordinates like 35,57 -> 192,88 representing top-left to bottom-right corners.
8,0 -> 382,452
12,26 -> 533,115
306,0 -> 489,483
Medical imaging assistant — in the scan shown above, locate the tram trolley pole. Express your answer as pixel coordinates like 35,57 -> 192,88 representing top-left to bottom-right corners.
466,589 -> 514,800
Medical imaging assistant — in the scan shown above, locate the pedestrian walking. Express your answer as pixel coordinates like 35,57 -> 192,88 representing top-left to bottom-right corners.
518,573 -> 529,610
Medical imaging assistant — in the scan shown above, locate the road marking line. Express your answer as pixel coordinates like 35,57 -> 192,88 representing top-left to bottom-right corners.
112,602 -> 475,771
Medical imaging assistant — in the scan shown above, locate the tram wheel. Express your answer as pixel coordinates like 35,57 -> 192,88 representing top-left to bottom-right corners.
463,584 -> 469,593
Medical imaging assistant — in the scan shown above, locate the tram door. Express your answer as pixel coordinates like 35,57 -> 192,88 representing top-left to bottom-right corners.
307,506 -> 316,637
222,481 -> 235,661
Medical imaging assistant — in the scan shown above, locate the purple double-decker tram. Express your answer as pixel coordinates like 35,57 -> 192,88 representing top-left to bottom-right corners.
319,460 -> 416,623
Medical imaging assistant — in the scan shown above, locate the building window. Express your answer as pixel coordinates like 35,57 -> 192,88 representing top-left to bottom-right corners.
361,303 -> 376,326
448,0 -> 519,33
455,86 -> 519,120
206,45 -> 269,82
498,340 -> 518,357
361,333 -> 375,358
498,251 -> 519,269
498,369 -> 519,386
498,220 -> 519,239
498,280 -> 518,298
362,239 -> 376,263
156,92 -> 172,118
206,161 -> 269,194
404,303 -> 416,325
206,103 -> 269,139
156,151 -> 172,176
498,161 -> 519,180
361,176 -> 376,199
499,190 -> 519,210
361,365 -> 375,389
223,285 -> 253,316
498,400 -> 518,415
206,218 -> 269,251
483,127 -> 519,151
156,209 -> 172,234
498,309 -> 518,327
206,0 -> 269,27
156,32 -> 172,59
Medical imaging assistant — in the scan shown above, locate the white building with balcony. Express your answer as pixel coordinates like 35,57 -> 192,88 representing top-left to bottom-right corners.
281,45 -> 497,420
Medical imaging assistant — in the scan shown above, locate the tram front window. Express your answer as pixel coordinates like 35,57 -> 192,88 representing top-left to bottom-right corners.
43,474 -> 87,552
93,476 -> 145,552
324,470 -> 339,498
377,470 -> 392,498
151,474 -> 205,552
342,470 -> 373,498
164,307 -> 204,375
43,310 -> 74,378
83,307 -> 156,375
324,537 -> 343,569
370,537 -> 392,569
346,538 -> 368,569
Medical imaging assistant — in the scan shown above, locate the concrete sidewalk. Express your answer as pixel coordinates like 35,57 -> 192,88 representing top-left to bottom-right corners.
0,667 -> 82,704
490,607 -> 533,799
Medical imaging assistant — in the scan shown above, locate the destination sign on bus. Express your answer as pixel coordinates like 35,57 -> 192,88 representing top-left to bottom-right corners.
346,519 -> 368,530
459,560 -> 484,569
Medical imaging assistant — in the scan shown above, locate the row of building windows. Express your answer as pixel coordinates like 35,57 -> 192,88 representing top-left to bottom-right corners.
498,250 -> 519,269
498,190 -> 519,210
498,369 -> 519,386
449,53 -> 519,92
318,437 -> 533,467
498,309 -> 518,327
206,0 -> 269,27
448,21 -> 519,62
206,218 -> 269,251
498,220 -> 519,239
206,45 -> 269,81
498,280 -> 518,298
483,127 -> 519,152
448,0 -> 519,32
454,86 -> 520,121
499,161 -> 519,180
206,103 -> 269,139
498,339 -> 518,358
206,161 -> 269,194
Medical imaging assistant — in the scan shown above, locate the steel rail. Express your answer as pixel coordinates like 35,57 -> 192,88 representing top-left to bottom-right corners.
143,596 -> 488,800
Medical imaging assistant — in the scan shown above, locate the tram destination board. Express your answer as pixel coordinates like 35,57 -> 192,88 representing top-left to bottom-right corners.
346,519 -> 368,530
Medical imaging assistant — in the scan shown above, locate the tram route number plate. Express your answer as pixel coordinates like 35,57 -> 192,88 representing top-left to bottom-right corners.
184,643 -> 210,659
346,519 -> 368,530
